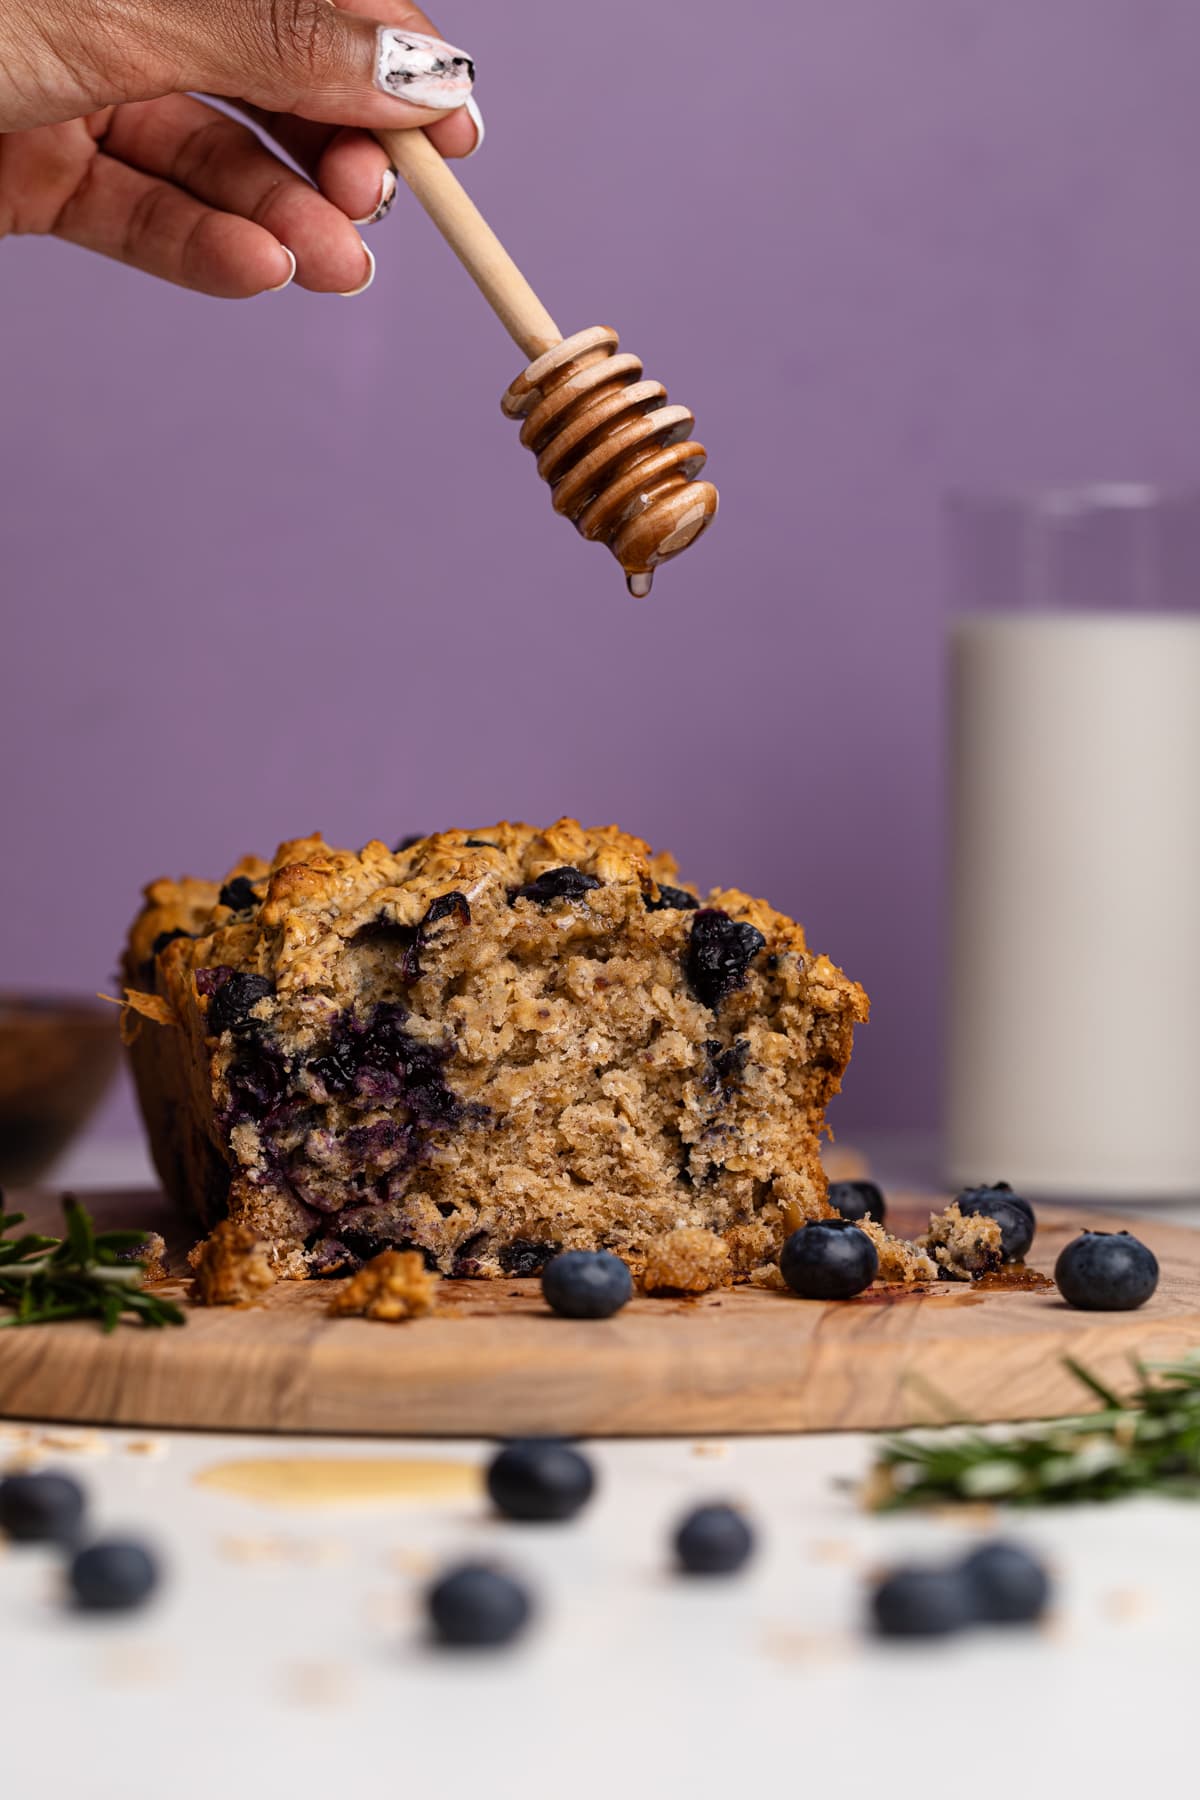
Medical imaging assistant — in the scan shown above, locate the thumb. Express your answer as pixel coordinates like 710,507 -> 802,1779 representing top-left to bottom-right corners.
188,2 -> 475,130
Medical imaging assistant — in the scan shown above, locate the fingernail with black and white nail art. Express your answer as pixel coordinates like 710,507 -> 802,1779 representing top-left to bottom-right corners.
352,166 -> 397,226
375,28 -> 475,109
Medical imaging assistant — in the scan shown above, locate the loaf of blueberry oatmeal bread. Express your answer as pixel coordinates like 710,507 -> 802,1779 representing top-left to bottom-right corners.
121,819 -> 867,1290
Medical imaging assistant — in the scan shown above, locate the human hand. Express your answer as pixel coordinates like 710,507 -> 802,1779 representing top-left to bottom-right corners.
0,0 -> 480,297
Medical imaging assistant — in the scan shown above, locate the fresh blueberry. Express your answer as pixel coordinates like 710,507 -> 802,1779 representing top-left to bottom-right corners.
542,1250 -> 633,1319
511,866 -> 602,905
487,1440 -> 596,1521
427,1563 -> 533,1648
954,1190 -> 1035,1262
218,876 -> 258,912
1055,1231 -> 1159,1311
957,1181 -> 1034,1224
674,1503 -> 755,1575
645,885 -> 700,912
150,928 -> 191,958
204,970 -> 274,1037
686,910 -> 767,1009
69,1539 -> 160,1611
870,1566 -> 976,1639
780,1218 -> 879,1300
0,1472 -> 86,1544
959,1542 -> 1051,1625
828,1179 -> 887,1225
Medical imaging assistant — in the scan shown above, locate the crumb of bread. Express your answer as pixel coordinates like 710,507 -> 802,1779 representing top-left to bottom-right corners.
642,1227 -> 732,1295
328,1250 -> 439,1321
189,1220 -> 276,1305
919,1203 -> 1003,1279
747,1262 -> 788,1292
858,1219 -> 938,1285
134,1232 -> 169,1284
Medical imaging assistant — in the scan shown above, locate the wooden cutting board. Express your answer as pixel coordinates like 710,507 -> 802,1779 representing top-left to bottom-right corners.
1,1188 -> 1198,1437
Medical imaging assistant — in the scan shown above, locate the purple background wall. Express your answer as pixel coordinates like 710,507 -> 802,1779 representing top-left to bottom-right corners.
4,0 -> 1200,1142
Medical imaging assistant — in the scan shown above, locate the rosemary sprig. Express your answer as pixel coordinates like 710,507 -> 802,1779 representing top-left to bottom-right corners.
0,1196 -> 185,1332
866,1355 -> 1200,1509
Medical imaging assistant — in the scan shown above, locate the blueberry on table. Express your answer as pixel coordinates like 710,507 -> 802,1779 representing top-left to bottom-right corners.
69,1539 -> 160,1611
960,1541 -> 1051,1625
542,1250 -> 633,1319
674,1503 -> 755,1575
1055,1231 -> 1159,1311
780,1219 -> 878,1300
955,1184 -> 1036,1260
487,1441 -> 596,1521
427,1563 -> 533,1648
827,1179 -> 887,1225
869,1566 -> 975,1639
0,1472 -> 86,1544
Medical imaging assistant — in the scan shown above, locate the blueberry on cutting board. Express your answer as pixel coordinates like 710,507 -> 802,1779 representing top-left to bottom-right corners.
541,1250 -> 632,1319
827,1179 -> 887,1224
1055,1230 -> 1159,1310
955,1183 -> 1036,1261
780,1218 -> 878,1300
487,1441 -> 596,1521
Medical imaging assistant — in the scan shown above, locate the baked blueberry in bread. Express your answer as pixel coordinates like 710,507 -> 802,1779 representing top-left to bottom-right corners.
122,820 -> 867,1290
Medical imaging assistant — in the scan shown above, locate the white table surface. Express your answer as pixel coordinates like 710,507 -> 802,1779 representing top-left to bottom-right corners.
6,1137 -> 1199,1799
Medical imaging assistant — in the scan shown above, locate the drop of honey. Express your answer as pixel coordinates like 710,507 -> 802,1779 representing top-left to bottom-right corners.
626,570 -> 654,599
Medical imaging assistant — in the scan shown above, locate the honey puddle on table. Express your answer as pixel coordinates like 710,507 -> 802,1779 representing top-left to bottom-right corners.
195,1457 -> 480,1508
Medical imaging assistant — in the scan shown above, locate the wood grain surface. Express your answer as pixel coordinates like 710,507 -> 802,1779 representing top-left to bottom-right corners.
1,1189 -> 1198,1437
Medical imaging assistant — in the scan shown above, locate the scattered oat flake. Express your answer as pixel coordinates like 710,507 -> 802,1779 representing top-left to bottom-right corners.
385,1546 -> 437,1577
124,1438 -> 168,1458
218,1534 -> 289,1565
39,1430 -> 108,1456
691,1442 -> 729,1459
809,1537 -> 861,1565
96,1644 -> 179,1687
926,1501 -> 1000,1530
291,1538 -> 349,1567
1103,1587 -> 1153,1624
279,1661 -> 352,1708
762,1626 -> 854,1667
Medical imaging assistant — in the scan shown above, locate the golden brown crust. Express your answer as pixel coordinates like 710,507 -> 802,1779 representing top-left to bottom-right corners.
328,1250 -> 439,1321
123,819 -> 868,1283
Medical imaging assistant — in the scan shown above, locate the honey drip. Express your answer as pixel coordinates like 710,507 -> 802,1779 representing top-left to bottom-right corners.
502,326 -> 718,589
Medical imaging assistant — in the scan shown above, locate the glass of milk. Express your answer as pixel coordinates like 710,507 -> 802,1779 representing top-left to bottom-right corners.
946,486 -> 1200,1200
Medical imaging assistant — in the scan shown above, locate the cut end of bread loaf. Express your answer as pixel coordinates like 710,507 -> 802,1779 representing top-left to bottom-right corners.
123,820 -> 868,1286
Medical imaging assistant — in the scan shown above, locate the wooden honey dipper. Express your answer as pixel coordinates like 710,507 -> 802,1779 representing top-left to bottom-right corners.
375,128 -> 718,596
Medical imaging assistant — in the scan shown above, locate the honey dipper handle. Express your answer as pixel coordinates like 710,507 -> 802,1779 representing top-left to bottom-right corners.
375,128 -> 562,361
